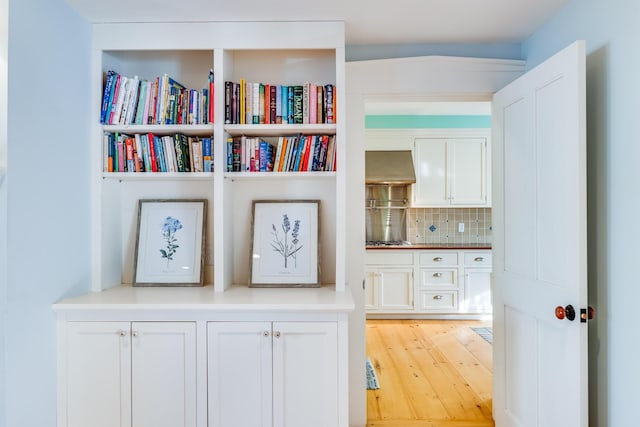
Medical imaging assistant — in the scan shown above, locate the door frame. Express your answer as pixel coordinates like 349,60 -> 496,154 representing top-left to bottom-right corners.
346,55 -> 526,426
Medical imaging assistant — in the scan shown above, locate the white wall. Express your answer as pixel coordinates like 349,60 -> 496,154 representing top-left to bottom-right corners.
345,55 -> 524,426
5,0 -> 91,425
523,1 -> 640,425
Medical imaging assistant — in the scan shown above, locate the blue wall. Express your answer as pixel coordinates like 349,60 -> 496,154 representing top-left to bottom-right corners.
524,0 -> 640,425
4,0 -> 91,425
365,115 -> 492,129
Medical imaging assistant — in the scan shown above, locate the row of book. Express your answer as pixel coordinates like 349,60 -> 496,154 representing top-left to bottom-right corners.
224,81 -> 336,125
103,132 -> 213,173
226,134 -> 336,173
100,70 -> 214,126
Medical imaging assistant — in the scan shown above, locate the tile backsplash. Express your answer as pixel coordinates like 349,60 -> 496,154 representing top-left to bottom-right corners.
407,208 -> 492,245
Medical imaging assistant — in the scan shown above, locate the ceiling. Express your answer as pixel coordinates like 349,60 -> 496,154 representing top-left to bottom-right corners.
66,0 -> 570,45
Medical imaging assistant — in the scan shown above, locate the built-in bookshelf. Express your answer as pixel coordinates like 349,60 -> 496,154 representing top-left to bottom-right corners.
90,22 -> 346,293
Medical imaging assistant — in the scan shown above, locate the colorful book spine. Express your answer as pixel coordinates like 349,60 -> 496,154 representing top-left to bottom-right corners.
203,137 -> 212,172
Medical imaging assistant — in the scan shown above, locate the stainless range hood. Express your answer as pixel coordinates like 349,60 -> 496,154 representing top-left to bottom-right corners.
365,150 -> 416,184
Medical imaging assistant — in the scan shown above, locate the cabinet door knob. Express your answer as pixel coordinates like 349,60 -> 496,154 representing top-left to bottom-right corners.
263,331 -> 270,337
474,257 -> 484,262
433,295 -> 443,300
433,272 -> 442,278
273,331 -> 281,338
118,330 -> 128,337
433,257 -> 443,262
132,331 -> 139,338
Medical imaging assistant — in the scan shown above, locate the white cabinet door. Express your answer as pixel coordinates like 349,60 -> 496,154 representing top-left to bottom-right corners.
463,268 -> 492,313
413,138 -> 489,207
207,322 -> 272,427
413,139 -> 448,206
65,322 -> 131,427
272,322 -> 338,427
449,139 -> 487,205
364,268 -> 378,310
378,268 -> 414,311
131,322 -> 197,427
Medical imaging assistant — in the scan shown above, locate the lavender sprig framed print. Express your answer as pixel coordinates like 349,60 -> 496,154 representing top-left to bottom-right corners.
133,199 -> 207,287
250,200 -> 320,288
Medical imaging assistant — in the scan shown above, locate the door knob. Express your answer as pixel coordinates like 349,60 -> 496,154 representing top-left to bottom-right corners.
580,306 -> 596,323
555,304 -> 576,321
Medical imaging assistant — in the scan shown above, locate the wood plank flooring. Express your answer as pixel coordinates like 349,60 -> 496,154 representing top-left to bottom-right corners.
366,320 -> 494,427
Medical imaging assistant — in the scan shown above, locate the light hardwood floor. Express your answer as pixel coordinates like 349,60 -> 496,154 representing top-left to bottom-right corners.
366,320 -> 494,427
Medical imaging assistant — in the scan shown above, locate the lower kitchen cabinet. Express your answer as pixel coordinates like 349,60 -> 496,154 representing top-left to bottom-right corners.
366,249 -> 492,317
61,321 -> 197,427
208,321 -> 338,427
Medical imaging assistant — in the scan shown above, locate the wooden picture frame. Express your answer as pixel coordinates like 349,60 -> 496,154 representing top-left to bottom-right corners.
249,200 -> 320,287
133,199 -> 207,287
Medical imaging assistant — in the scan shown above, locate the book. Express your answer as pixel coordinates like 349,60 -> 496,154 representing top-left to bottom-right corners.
302,82 -> 310,124
239,78 -> 246,124
100,70 -> 116,124
275,84 -> 282,124
325,84 -> 334,124
224,81 -> 232,124
281,85 -> 289,125
278,137 -> 289,171
208,69 -> 214,124
245,81 -> 252,125
259,83 -> 265,124
287,86 -> 294,123
252,83 -> 260,124
264,84 -> 270,124
293,86 -> 303,124
309,84 -> 317,124
203,137 -> 212,172
269,85 -> 277,124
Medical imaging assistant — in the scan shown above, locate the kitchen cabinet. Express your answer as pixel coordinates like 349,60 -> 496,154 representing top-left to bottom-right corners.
208,321 -> 338,427
61,321 -> 197,427
365,251 -> 414,312
417,251 -> 460,313
413,137 -> 490,207
366,249 -> 492,317
461,251 -> 493,313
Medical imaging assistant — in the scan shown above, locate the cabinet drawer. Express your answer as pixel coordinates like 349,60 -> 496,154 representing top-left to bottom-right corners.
419,252 -> 458,266
418,268 -> 457,288
366,251 -> 414,265
419,291 -> 458,311
464,252 -> 492,267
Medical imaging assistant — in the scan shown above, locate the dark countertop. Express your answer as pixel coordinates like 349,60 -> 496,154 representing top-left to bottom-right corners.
366,243 -> 492,250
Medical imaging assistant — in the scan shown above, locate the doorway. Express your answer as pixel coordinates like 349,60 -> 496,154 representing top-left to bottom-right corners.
363,100 -> 494,426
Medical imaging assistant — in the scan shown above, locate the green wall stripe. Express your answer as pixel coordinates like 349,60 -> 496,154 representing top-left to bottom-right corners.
365,115 -> 491,129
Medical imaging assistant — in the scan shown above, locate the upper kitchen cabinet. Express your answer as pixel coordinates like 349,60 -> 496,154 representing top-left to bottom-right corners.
413,133 -> 491,207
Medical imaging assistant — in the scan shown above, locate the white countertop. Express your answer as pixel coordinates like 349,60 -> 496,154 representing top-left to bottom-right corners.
53,284 -> 355,315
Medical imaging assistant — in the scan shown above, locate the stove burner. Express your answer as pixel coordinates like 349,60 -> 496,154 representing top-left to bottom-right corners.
366,240 -> 412,247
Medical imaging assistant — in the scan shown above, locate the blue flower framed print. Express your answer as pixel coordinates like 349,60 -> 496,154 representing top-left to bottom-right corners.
249,200 -> 320,287
133,199 -> 207,286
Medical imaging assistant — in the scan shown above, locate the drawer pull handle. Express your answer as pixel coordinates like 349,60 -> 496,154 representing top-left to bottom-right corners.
433,257 -> 443,262
474,257 -> 484,262
433,295 -> 443,300
433,272 -> 443,278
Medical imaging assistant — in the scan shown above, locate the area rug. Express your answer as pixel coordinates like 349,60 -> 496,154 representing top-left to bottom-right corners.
366,357 -> 380,390
471,327 -> 493,344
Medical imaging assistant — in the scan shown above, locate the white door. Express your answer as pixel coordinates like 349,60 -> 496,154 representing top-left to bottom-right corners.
131,322 -> 197,427
492,40 -> 587,427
